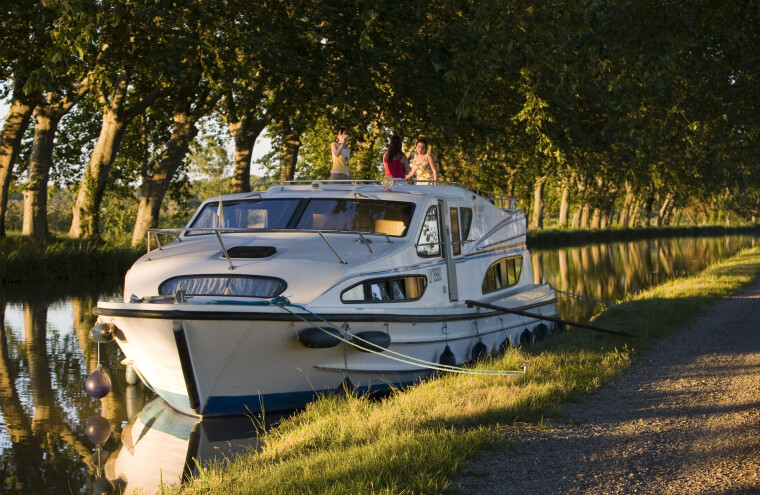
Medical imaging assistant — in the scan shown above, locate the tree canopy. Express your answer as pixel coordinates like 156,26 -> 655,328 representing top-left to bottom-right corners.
0,0 -> 758,244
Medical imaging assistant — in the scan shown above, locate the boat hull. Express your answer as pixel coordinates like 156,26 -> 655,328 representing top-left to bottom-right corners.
95,286 -> 556,417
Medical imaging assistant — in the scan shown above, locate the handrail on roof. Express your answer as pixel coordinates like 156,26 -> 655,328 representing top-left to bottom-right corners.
272,179 -> 516,210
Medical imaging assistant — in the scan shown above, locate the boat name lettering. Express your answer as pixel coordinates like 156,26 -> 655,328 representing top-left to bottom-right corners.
428,267 -> 442,282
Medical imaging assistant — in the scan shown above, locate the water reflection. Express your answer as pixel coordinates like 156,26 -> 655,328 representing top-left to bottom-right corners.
0,234 -> 757,493
105,397 -> 275,493
532,235 -> 758,321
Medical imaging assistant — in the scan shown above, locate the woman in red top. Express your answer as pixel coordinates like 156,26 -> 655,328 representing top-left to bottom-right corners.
382,135 -> 409,179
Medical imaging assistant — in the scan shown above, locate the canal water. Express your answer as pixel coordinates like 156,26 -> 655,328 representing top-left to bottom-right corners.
0,234 -> 756,494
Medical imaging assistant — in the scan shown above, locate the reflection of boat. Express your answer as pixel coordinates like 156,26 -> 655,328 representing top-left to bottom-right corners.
94,180 -> 556,416
106,397 -> 268,493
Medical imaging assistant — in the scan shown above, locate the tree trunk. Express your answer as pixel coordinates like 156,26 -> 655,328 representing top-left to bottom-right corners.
69,113 -> 128,238
590,207 -> 602,228
228,116 -> 266,193
642,195 -> 654,227
629,197 -> 641,227
580,203 -> 592,228
618,181 -> 635,227
23,106 -> 66,242
131,108 -> 199,246
572,175 -> 588,229
657,192 -> 674,227
558,179 -> 571,228
531,175 -> 548,229
70,77 -> 162,239
279,119 -> 302,182
0,94 -> 34,238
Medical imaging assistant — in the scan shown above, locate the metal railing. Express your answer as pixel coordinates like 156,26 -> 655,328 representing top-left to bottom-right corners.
272,179 -> 517,210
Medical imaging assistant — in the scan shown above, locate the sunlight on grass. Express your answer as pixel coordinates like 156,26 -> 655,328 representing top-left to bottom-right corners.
172,247 -> 760,495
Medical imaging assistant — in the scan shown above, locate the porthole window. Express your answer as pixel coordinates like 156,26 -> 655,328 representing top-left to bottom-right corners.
482,256 -> 523,294
341,276 -> 427,303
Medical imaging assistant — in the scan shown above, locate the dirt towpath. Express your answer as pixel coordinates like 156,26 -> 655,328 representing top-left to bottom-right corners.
456,278 -> 760,494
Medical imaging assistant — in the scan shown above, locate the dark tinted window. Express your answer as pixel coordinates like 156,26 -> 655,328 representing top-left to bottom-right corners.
341,276 -> 427,303
295,199 -> 414,236
482,256 -> 523,294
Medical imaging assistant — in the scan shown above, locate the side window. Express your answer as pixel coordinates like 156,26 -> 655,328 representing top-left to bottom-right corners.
416,206 -> 440,257
449,207 -> 473,256
449,208 -> 461,255
482,256 -> 523,294
460,208 -> 473,241
341,276 -> 428,303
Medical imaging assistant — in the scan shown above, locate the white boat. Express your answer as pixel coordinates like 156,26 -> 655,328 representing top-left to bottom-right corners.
93,179 -> 557,417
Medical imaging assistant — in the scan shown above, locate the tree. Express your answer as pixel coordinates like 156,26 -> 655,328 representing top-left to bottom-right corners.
68,0 -> 166,239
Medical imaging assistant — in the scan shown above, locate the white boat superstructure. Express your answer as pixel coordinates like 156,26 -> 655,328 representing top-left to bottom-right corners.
94,180 -> 557,416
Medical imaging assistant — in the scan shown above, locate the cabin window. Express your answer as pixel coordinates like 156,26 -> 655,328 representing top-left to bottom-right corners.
341,276 -> 427,303
482,256 -> 523,294
188,199 -> 300,233
159,275 -> 286,298
448,207 -> 473,255
295,199 -> 414,236
416,206 -> 440,257
449,208 -> 461,255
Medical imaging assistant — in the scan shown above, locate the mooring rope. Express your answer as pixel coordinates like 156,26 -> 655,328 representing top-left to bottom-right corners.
268,296 -> 524,376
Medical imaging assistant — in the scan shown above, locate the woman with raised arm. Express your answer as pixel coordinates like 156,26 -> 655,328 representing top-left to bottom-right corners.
329,128 -> 351,181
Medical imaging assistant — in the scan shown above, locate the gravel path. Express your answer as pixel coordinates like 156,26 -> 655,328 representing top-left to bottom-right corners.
457,278 -> 760,494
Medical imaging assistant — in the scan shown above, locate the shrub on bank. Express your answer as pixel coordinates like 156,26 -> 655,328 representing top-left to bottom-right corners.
0,234 -> 142,284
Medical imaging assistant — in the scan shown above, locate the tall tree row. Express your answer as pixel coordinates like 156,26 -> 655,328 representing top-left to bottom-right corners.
1,0 -> 758,244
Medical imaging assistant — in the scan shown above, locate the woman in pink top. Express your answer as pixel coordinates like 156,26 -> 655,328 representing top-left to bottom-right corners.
382,135 -> 410,179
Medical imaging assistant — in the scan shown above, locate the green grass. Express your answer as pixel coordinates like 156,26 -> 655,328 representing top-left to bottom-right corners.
169,247 -> 760,495
0,233 -> 142,284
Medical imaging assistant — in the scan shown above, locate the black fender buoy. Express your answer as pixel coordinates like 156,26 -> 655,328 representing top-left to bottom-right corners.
86,366 -> 112,399
354,331 -> 391,353
471,340 -> 488,362
85,416 -> 112,447
439,345 -> 456,367
499,338 -> 511,354
534,323 -> 549,341
519,329 -> 533,346
89,323 -> 114,344
297,327 -> 344,348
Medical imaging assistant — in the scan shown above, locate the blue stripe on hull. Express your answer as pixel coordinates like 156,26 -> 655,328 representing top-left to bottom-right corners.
201,382 -> 409,416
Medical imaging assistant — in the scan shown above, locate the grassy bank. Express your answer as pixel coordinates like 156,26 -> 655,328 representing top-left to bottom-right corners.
170,247 -> 760,495
527,224 -> 760,247
0,234 -> 142,285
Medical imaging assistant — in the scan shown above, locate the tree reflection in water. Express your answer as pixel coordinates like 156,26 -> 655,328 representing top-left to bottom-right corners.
532,235 -> 758,322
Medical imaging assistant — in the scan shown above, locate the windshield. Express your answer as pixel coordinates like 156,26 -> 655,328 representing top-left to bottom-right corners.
295,199 -> 414,237
188,199 -> 300,233
187,197 -> 414,237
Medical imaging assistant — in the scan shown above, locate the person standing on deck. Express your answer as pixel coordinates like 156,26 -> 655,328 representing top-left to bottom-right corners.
407,138 -> 438,183
330,128 -> 351,181
382,135 -> 410,179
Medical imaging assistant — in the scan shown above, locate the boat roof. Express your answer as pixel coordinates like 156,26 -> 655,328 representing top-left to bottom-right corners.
203,180 -> 515,209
